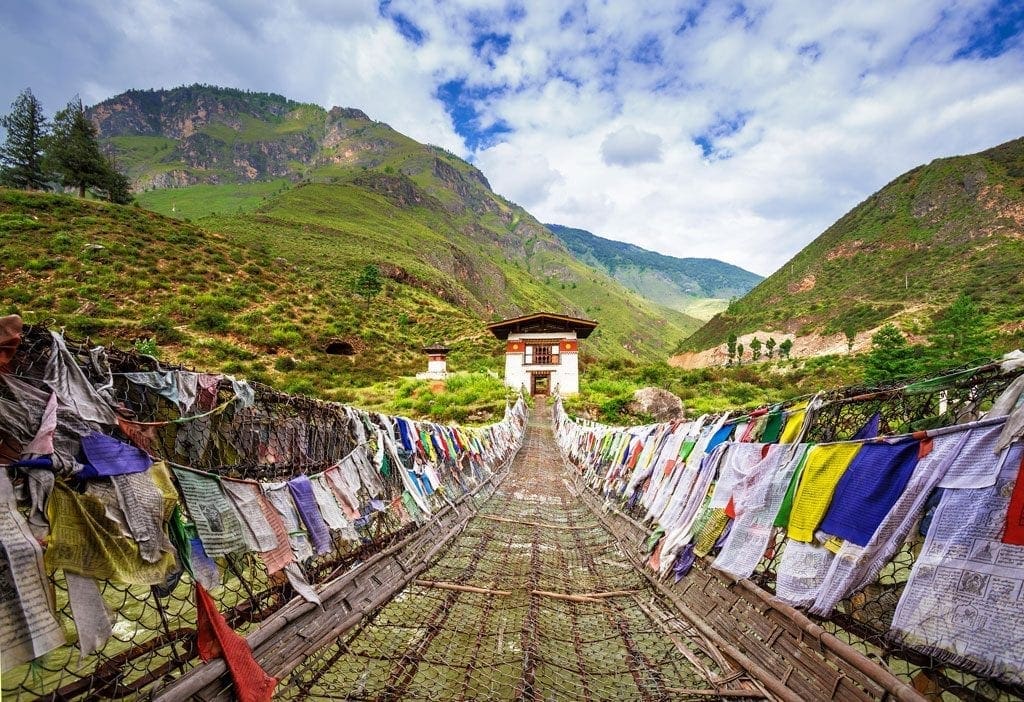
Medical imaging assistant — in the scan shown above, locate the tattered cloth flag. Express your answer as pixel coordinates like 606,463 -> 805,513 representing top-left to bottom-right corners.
263,482 -> 314,562
775,539 -> 835,607
43,331 -> 117,426
712,445 -> 801,580
817,440 -> 920,547
254,494 -> 293,575
1001,451 -> 1024,546
0,469 -> 66,672
46,482 -> 176,584
222,478 -> 279,552
0,314 -> 22,371
79,432 -> 152,478
172,467 -> 245,557
787,443 -> 863,543
111,462 -> 178,563
310,474 -> 361,543
287,475 -> 332,556
46,480 -> 177,656
195,582 -> 277,702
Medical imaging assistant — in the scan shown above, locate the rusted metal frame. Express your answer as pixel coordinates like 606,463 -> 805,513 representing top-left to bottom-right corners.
825,610 -> 1022,702
151,465 -> 515,702
455,524 -> 513,700
377,498 -> 505,701
516,524 -> 543,701
150,583 -> 190,677
40,627 -> 197,701
584,487 -> 926,702
631,595 -> 719,683
287,557 -> 434,701
197,509 -> 485,701
290,635 -> 357,699
567,510 -> 665,702
551,508 -> 595,702
478,513 -> 591,529
577,461 -> 928,702
379,589 -> 463,701
577,487 -> 813,702
415,579 -> 513,595
573,481 -> 747,687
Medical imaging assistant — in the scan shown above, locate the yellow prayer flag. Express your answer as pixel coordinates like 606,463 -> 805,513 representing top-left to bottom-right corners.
46,472 -> 177,585
778,403 -> 808,444
787,443 -> 863,542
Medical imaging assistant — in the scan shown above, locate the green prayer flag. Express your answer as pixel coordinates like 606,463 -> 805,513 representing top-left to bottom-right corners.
773,446 -> 812,528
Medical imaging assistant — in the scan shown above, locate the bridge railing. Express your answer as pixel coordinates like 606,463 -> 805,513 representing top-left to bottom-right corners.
555,357 -> 1024,701
0,322 -> 527,700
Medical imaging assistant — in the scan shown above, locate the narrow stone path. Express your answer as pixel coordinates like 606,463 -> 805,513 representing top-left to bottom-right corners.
278,404 -> 754,701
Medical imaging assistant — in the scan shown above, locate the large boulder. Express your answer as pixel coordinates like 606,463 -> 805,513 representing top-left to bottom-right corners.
629,387 -> 684,422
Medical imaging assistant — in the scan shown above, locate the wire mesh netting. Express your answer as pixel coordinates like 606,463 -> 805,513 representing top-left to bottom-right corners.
280,404 -> 767,701
758,368 -> 1024,701
5,318 -> 1024,701
0,325 -> 518,701
573,361 -> 1024,702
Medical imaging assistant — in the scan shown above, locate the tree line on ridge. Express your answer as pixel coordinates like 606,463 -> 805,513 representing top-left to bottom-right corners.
0,87 -> 131,203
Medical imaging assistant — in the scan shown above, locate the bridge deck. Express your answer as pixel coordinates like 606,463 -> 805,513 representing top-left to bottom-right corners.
278,404 -> 765,701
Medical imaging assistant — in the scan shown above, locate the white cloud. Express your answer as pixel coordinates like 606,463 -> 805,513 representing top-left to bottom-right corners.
1,0 -> 1021,277
600,126 -> 664,166
474,142 -> 563,206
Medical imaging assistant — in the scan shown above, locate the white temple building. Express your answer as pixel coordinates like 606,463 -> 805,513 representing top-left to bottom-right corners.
486,312 -> 597,395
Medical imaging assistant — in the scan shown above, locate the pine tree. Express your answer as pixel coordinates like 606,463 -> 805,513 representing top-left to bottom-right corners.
927,294 -> 991,367
0,88 -> 49,190
843,323 -> 856,353
749,337 -> 762,361
863,324 -> 918,385
99,158 -> 133,204
354,264 -> 383,308
726,332 -> 737,366
765,337 -> 776,359
779,338 -> 793,359
736,342 -> 744,365
45,96 -> 108,197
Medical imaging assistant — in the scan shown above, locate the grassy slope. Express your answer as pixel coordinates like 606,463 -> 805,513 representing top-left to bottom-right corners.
681,137 -> 1024,352
155,181 -> 699,358
0,180 -> 698,422
0,189 -> 487,402
135,179 -> 292,219
97,86 -> 700,357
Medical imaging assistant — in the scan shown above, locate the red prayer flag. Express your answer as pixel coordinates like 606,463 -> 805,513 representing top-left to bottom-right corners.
195,583 -> 277,702
1002,453 -> 1024,546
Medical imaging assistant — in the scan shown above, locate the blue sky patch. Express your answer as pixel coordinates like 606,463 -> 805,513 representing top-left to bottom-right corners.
379,2 -> 426,45
675,3 -> 706,35
798,42 -> 822,62
693,111 -> 751,159
954,0 -> 1024,59
473,32 -> 513,61
436,79 -> 512,151
631,35 -> 663,65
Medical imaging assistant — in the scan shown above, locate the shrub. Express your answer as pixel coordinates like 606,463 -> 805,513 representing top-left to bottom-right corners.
194,310 -> 230,332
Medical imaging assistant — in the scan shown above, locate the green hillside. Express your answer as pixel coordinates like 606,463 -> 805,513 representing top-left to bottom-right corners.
84,85 -> 701,358
0,181 -> 699,393
547,223 -> 762,320
680,136 -> 1024,354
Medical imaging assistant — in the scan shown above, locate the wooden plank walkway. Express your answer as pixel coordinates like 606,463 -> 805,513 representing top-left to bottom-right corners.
276,403 -> 767,701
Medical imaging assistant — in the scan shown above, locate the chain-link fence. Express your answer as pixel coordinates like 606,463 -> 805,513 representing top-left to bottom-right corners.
564,360 -> 1024,701
277,405 -> 770,701
1,324 -> 521,701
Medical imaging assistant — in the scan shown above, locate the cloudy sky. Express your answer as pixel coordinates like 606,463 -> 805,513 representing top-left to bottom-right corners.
2,1 -> 1023,275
